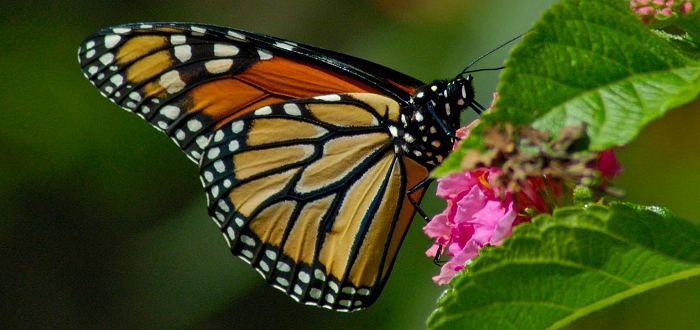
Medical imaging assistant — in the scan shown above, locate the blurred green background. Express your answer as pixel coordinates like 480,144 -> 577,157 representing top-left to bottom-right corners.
2,1 -> 699,329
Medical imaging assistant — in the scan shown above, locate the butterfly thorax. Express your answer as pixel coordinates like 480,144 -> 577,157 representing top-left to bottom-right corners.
397,75 -> 476,169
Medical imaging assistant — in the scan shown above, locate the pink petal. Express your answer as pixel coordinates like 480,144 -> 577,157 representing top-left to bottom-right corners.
597,149 -> 624,179
423,210 -> 451,238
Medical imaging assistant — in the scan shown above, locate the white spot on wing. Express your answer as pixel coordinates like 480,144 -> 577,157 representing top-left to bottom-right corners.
175,129 -> 186,140
314,94 -> 341,102
207,147 -> 220,159
160,105 -> 180,119
314,269 -> 325,280
190,26 -> 207,35
214,44 -> 239,57
173,45 -> 192,62
309,288 -> 321,299
212,130 -> 224,143
195,135 -> 209,149
219,201 -> 230,213
159,70 -> 186,94
171,35 -> 186,45
214,160 -> 226,173
231,121 -> 244,134
99,53 -> 114,65
298,271 -> 310,283
228,140 -> 239,152
226,227 -> 236,240
241,249 -> 254,259
283,103 -> 301,116
234,216 -> 244,227
257,49 -> 272,60
109,74 -> 124,87
240,235 -> 255,247
204,59 -> 233,74
104,35 -> 121,48
187,119 -> 202,131
328,281 -> 338,292
277,262 -> 291,272
128,92 -> 141,101
203,171 -> 214,182
254,106 -> 272,115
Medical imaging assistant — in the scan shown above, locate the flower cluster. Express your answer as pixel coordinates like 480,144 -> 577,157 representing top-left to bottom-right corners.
423,122 -> 623,285
423,166 -> 518,284
630,0 -> 697,26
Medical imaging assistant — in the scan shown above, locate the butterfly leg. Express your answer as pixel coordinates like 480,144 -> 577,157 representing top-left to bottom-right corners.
407,176 -> 447,266
424,103 -> 459,140
406,177 -> 433,223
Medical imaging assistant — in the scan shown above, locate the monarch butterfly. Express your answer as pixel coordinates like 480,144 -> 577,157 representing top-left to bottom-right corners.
78,22 -> 482,311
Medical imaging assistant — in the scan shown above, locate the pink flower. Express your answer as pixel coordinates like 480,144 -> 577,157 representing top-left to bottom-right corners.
424,121 -> 624,285
423,168 -> 517,285
630,0 -> 698,25
597,149 -> 624,179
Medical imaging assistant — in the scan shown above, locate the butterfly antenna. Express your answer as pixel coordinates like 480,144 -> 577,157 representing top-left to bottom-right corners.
456,32 -> 525,78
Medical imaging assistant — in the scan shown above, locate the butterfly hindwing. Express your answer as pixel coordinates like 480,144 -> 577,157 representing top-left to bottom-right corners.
200,93 -> 427,310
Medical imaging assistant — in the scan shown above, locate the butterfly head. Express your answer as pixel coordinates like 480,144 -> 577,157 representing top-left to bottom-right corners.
399,75 -> 476,168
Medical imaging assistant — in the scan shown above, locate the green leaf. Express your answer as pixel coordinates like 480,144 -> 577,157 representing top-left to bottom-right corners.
437,0 -> 700,176
488,0 -> 700,150
427,203 -> 700,330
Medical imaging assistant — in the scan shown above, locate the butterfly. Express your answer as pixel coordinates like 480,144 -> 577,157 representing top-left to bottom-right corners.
77,22 -> 482,311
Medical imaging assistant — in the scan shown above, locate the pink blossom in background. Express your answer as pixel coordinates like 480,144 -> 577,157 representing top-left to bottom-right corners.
630,0 -> 697,24
597,149 -> 624,179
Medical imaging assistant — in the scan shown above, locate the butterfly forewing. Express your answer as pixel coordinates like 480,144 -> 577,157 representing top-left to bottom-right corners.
78,22 -> 441,311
